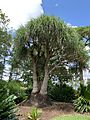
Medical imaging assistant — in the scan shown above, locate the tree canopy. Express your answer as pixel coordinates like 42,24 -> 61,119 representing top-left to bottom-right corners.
0,9 -> 11,80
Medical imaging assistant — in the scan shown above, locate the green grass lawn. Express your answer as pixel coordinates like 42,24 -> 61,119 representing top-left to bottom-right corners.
52,114 -> 90,120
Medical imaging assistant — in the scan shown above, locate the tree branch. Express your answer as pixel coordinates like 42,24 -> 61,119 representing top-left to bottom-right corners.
49,61 -> 68,74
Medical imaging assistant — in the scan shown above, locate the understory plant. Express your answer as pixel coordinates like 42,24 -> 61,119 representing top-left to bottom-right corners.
0,80 -> 18,120
73,96 -> 90,113
28,107 -> 42,120
48,82 -> 76,102
7,81 -> 27,103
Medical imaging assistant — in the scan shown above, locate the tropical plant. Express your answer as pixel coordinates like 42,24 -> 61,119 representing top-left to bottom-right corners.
0,81 -> 18,120
28,107 -> 42,120
73,96 -> 90,113
77,82 -> 90,100
7,81 -> 27,103
14,15 -> 88,106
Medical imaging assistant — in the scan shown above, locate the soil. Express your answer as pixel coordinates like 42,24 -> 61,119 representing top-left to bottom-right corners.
16,102 -> 77,120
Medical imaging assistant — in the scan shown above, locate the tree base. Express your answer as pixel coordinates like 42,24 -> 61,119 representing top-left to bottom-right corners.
28,93 -> 52,108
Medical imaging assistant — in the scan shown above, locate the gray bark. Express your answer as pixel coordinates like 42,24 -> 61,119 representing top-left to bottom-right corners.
32,57 -> 38,93
40,61 -> 49,95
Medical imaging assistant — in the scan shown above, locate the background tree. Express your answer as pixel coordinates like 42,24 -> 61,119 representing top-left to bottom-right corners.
0,9 -> 18,120
75,26 -> 90,46
74,26 -> 90,82
0,9 -> 12,80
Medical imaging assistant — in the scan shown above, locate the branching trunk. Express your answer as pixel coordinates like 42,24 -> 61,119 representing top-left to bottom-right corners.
29,45 -> 51,107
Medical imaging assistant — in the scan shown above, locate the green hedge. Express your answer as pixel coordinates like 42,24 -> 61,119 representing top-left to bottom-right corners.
48,82 -> 76,102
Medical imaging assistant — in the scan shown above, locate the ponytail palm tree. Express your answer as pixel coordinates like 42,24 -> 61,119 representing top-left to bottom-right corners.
14,15 -> 88,106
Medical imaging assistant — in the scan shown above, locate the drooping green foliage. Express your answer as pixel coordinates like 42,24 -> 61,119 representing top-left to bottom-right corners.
15,15 -> 86,61
14,15 -> 88,78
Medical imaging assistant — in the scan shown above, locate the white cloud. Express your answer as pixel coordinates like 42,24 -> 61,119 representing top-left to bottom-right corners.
0,0 -> 44,29
67,23 -> 77,28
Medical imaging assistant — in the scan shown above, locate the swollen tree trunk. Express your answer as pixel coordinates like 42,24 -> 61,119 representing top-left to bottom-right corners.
40,61 -> 49,95
32,57 -> 38,94
29,47 -> 51,107
38,45 -> 52,106
40,44 -> 49,95
37,60 -> 51,107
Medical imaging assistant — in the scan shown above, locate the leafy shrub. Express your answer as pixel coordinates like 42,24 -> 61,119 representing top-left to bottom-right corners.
78,83 -> 87,97
0,95 -> 18,120
7,81 -> 27,104
73,96 -> 90,113
85,84 -> 90,100
0,80 -> 8,100
0,80 -> 18,120
25,84 -> 32,95
28,107 -> 42,120
78,83 -> 90,100
48,83 -> 76,102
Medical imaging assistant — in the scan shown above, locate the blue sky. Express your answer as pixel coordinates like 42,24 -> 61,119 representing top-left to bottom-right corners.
43,0 -> 90,27
0,0 -> 90,80
0,0 -> 90,28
